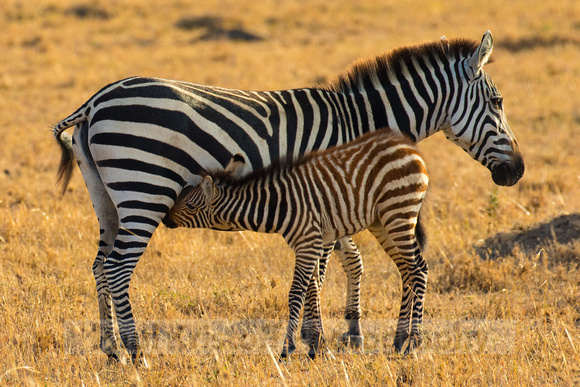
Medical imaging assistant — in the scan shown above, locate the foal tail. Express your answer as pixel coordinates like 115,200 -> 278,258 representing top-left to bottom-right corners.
53,105 -> 89,196
415,208 -> 428,253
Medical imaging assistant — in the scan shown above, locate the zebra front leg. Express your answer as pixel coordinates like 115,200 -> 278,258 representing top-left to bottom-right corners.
301,241 -> 334,344
333,237 -> 364,349
280,242 -> 322,359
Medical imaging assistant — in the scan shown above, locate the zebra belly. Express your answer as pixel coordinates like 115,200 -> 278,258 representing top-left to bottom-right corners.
319,208 -> 375,245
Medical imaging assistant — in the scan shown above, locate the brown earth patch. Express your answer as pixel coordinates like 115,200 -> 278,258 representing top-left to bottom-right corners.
475,213 -> 580,261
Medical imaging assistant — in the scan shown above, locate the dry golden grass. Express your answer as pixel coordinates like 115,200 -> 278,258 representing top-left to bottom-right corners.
0,0 -> 579,384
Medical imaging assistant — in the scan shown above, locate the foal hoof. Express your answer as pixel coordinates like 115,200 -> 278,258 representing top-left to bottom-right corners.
279,343 -> 296,361
130,352 -> 149,368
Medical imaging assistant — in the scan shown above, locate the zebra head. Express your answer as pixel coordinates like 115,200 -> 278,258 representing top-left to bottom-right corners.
162,154 -> 246,230
162,176 -> 226,230
444,31 -> 524,186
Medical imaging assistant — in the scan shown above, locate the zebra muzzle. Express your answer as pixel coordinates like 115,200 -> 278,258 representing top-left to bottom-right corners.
491,156 -> 524,187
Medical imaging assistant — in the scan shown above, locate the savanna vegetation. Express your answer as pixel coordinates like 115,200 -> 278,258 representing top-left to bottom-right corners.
0,0 -> 578,384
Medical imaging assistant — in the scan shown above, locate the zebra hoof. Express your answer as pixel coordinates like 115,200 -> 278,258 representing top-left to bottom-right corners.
349,335 -> 364,349
393,332 -> 410,354
308,348 -> 317,360
403,334 -> 423,355
106,353 -> 122,364
340,333 -> 364,350
300,330 -> 310,345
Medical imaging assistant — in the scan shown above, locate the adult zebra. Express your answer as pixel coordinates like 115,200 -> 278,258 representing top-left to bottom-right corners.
54,31 -> 523,362
163,130 -> 429,358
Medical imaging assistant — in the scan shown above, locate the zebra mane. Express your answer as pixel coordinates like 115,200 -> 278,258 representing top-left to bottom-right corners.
326,37 -> 486,93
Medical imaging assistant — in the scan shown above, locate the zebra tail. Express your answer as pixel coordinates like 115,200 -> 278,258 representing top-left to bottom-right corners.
54,107 -> 88,196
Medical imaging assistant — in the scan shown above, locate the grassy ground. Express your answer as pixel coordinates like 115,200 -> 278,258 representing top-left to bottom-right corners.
0,0 -> 579,384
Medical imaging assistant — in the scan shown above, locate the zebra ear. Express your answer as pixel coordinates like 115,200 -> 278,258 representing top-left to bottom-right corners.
467,30 -> 493,79
200,176 -> 215,202
224,154 -> 246,179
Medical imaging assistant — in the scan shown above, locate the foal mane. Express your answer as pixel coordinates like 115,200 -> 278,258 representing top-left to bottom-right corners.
207,130 -> 407,188
206,153 -> 312,188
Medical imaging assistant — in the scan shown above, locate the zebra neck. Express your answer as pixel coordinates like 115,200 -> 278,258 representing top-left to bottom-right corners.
339,61 -> 455,143
216,179 -> 278,234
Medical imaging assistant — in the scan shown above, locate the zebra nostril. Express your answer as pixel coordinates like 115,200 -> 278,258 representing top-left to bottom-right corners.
491,161 -> 523,187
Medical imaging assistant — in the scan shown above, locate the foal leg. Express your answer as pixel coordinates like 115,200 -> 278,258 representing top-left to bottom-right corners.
368,220 -> 428,354
301,241 -> 334,344
333,237 -> 364,349
301,237 -> 364,349
280,239 -> 323,359
304,260 -> 325,358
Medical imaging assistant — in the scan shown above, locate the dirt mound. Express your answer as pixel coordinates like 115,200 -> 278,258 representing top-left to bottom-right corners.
475,213 -> 580,260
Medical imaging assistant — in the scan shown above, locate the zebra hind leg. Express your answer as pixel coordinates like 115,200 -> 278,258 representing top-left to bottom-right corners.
369,220 -> 428,354
99,201 -> 162,365
92,211 -> 123,362
103,222 -> 156,365
93,226 -> 123,362
73,136 -> 122,362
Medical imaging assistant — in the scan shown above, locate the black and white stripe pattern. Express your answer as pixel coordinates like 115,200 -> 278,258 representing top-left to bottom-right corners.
54,31 -> 523,362
163,130 -> 429,357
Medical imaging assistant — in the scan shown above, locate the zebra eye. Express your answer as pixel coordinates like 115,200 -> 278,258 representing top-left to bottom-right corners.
490,96 -> 503,109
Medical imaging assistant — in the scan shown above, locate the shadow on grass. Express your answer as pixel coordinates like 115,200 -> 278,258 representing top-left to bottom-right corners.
66,3 -> 110,20
497,35 -> 580,53
175,15 -> 264,42
475,213 -> 580,260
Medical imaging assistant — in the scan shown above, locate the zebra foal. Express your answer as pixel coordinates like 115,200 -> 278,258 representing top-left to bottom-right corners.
163,129 -> 429,358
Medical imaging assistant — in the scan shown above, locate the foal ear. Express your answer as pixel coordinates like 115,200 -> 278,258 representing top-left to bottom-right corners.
224,153 -> 246,179
200,176 -> 215,202
467,30 -> 493,79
